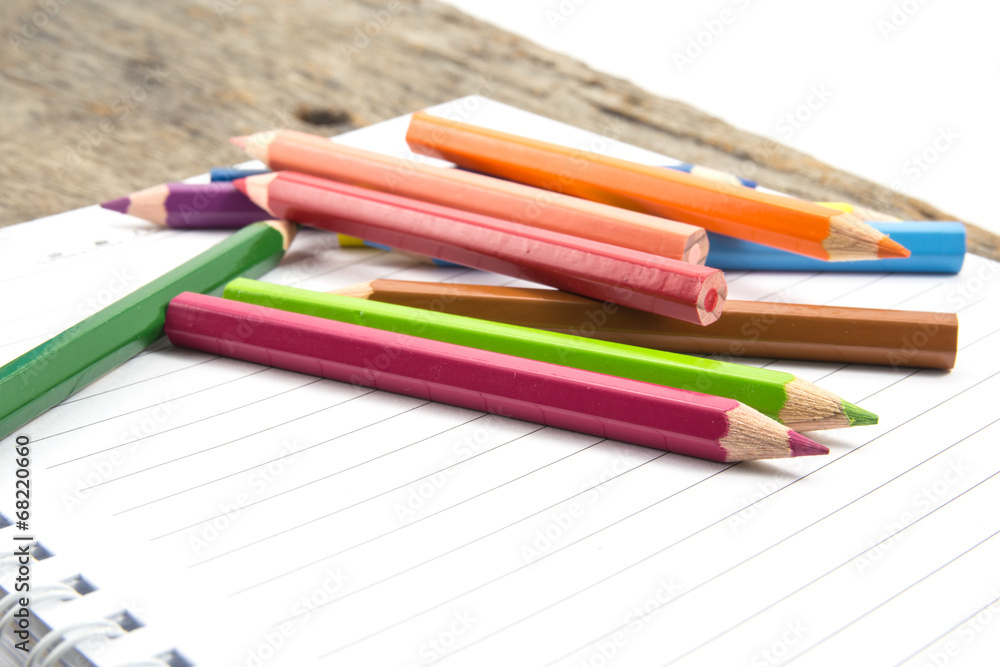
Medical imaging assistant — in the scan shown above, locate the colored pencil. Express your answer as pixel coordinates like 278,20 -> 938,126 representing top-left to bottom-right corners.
234,171 -> 727,325
210,167 -> 272,182
0,221 -> 297,440
334,279 -> 959,370
667,163 -> 757,188
100,182 -> 270,229
231,129 -> 710,264
404,111 -> 910,262
227,278 -> 875,430
706,222 -> 966,274
165,292 -> 828,462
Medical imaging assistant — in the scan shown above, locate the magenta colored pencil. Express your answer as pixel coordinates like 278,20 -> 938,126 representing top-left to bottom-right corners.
100,182 -> 271,229
164,292 -> 826,462
234,171 -> 727,325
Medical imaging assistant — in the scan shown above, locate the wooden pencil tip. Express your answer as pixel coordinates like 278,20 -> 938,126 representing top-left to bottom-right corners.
231,130 -> 276,162
877,236 -> 911,259
264,220 -> 298,250
327,282 -> 375,299
788,431 -> 829,457
235,172 -> 278,214
843,401 -> 879,427
100,196 -> 130,215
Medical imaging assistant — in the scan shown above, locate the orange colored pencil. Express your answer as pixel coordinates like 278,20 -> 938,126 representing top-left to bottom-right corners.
232,129 -> 709,264
405,111 -> 911,262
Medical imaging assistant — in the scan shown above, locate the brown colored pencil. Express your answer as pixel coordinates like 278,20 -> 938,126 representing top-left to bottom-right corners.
231,129 -> 709,264
404,111 -> 910,262
333,280 -> 958,370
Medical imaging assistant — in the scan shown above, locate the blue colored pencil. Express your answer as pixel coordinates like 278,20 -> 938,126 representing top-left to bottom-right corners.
706,222 -> 965,274
210,167 -> 272,182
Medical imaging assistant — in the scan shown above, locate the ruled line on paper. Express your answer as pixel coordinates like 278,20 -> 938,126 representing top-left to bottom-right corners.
148,410 -> 494,540
5,98 -> 1000,667
224,428 -> 593,595
664,417 -> 1000,665
310,361 -> 1000,665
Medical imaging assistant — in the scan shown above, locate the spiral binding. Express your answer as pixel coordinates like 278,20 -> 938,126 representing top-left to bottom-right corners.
1,543 -> 186,667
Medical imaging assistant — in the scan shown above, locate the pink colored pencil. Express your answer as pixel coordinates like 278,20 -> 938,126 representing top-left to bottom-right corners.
234,172 -> 726,325
164,292 -> 827,462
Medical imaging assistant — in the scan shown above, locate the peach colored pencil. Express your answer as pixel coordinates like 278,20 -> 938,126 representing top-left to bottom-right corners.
231,129 -> 709,264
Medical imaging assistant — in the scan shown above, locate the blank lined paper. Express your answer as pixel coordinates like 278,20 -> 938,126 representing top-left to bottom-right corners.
2,97 -> 998,666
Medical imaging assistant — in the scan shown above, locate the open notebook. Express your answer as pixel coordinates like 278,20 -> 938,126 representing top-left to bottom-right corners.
2,97 -> 999,667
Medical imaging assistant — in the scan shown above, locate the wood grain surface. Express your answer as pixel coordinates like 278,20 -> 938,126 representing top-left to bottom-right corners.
1,0 -> 996,260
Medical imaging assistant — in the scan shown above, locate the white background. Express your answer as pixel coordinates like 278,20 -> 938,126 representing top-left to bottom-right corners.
443,0 -> 998,234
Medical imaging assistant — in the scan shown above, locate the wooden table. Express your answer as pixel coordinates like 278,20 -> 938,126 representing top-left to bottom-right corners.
2,0 -> 995,259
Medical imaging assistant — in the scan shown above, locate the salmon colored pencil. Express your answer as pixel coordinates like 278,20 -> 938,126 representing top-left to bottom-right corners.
230,129 -> 709,264
164,292 -> 828,463
404,111 -> 911,262
234,172 -> 727,324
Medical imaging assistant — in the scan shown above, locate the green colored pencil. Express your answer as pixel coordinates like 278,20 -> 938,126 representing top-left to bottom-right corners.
223,278 -> 876,431
0,220 -> 297,439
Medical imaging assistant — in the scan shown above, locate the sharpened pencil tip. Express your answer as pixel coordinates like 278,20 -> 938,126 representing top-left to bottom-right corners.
843,401 -> 879,427
229,135 -> 249,149
100,197 -> 130,215
788,431 -> 829,457
231,178 -> 249,195
877,236 -> 911,259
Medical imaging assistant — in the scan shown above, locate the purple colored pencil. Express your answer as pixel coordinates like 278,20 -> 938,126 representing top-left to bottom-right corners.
164,291 -> 827,463
100,182 -> 271,229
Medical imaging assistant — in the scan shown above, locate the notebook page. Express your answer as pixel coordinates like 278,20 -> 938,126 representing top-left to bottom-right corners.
0,96 -> 997,666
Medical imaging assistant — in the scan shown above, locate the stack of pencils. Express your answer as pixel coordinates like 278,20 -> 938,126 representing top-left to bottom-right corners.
1,106 -> 965,464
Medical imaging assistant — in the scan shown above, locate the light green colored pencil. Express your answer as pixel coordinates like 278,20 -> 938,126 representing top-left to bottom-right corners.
222,278 -> 876,431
